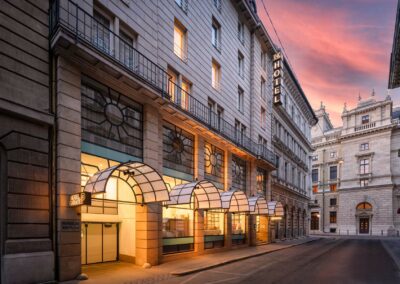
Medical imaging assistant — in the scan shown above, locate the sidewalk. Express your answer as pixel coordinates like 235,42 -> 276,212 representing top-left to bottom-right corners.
63,237 -> 318,284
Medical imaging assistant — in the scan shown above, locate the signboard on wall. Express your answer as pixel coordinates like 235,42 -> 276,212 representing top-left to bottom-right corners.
69,192 -> 92,207
273,52 -> 283,106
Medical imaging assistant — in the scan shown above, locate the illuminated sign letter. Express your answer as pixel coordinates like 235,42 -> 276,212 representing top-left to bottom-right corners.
272,52 -> 283,106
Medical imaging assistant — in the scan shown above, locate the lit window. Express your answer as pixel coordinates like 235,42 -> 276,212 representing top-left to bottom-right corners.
238,52 -> 244,78
211,18 -> 221,50
360,159 -> 370,174
360,143 -> 369,151
312,155 -> 318,161
361,115 -> 369,124
312,185 -> 318,193
260,107 -> 266,129
180,79 -> 191,110
237,20 -> 244,44
237,87 -> 244,112
211,60 -> 221,90
330,184 -> 337,192
232,213 -> 246,245
329,212 -> 337,224
174,21 -> 187,60
330,151 -> 336,158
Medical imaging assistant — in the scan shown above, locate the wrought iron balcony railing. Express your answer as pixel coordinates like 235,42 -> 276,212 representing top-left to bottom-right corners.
49,0 -> 277,167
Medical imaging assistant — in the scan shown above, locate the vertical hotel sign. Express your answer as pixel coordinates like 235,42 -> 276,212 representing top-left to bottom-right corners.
273,52 -> 283,105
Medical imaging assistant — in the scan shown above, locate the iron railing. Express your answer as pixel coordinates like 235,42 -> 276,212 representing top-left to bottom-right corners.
49,0 -> 277,167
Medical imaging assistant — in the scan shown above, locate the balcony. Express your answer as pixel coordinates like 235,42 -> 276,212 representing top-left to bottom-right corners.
354,122 -> 376,132
49,0 -> 277,168
272,176 -> 308,197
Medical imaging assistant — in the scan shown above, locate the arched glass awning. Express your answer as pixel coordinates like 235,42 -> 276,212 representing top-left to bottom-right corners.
164,180 -> 222,209
268,201 -> 284,217
221,189 -> 249,213
248,196 -> 269,215
84,162 -> 169,203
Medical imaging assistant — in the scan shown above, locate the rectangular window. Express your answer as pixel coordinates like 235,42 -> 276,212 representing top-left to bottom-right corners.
213,0 -> 221,11
175,0 -> 188,12
330,184 -> 337,192
174,21 -> 187,61
311,212 -> 319,230
238,52 -> 244,78
180,79 -> 191,110
312,185 -> 318,193
312,169 -> 318,183
329,212 -> 337,224
362,115 -> 370,124
93,10 -> 111,53
238,87 -> 244,113
256,168 -> 267,195
360,143 -> 369,151
211,60 -> 221,90
119,30 -> 136,69
330,198 -> 337,206
330,151 -> 336,158
211,18 -> 221,51
232,213 -> 246,245
329,166 -> 337,180
235,120 -> 246,145
260,107 -> 266,129
312,155 -> 318,161
237,21 -> 244,44
360,158 -> 370,174
261,77 -> 266,100
360,179 -> 369,187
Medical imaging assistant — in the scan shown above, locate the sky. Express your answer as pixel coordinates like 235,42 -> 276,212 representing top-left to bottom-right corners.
257,0 -> 400,127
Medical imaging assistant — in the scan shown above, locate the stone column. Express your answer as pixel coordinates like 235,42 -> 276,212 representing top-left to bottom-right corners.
194,136 -> 205,254
225,151 -> 232,248
136,104 -> 163,266
55,57 -> 82,281
249,160 -> 257,246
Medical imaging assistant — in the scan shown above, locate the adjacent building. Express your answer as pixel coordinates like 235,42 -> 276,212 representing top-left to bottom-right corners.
0,0 -> 315,283
310,95 -> 400,235
389,0 -> 400,89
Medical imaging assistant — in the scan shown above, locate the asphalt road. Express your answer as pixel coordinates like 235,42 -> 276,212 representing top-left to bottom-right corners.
162,238 -> 400,284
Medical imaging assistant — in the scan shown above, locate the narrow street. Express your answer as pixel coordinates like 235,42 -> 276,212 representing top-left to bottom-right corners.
163,238 -> 400,284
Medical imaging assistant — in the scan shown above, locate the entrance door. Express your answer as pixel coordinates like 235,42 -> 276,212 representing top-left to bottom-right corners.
359,218 -> 369,234
256,216 -> 268,243
82,223 -> 118,264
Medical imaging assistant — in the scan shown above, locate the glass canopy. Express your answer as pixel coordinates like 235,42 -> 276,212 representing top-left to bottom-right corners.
220,189 -> 250,213
84,162 -> 170,203
267,201 -> 284,217
165,180 -> 222,209
248,196 -> 269,215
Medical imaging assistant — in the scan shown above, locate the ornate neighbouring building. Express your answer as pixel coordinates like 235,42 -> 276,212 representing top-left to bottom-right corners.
310,95 -> 400,236
0,0 -> 316,283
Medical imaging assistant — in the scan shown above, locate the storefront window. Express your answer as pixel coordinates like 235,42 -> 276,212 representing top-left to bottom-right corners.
232,213 -> 246,245
162,175 -> 194,254
256,168 -> 267,195
204,211 -> 225,249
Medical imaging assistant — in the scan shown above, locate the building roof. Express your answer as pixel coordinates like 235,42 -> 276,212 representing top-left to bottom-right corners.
389,0 -> 400,89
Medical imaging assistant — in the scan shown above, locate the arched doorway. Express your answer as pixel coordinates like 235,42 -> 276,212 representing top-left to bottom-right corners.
356,202 -> 373,234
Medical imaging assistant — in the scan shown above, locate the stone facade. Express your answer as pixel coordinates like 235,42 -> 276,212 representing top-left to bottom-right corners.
310,96 -> 400,236
0,0 -> 316,282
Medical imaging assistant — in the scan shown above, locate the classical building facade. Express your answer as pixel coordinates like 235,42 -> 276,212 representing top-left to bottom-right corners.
310,95 -> 400,236
0,0 -> 315,283
271,65 -> 317,240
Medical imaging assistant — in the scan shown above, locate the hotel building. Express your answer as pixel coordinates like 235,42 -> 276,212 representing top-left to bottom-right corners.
0,0 -> 316,282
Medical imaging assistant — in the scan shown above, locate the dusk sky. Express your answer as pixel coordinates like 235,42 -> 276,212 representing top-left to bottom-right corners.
257,0 -> 400,127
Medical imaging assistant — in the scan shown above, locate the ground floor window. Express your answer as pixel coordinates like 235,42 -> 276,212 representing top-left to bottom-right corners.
311,212 -> 319,230
232,213 -> 246,245
162,175 -> 194,254
204,211 -> 224,249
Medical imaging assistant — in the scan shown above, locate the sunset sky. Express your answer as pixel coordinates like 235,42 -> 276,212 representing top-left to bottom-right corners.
257,0 -> 400,127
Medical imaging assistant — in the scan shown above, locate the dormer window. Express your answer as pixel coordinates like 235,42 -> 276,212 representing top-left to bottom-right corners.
361,115 -> 369,124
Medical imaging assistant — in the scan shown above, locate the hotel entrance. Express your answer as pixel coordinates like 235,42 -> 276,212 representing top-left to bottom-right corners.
81,223 -> 118,264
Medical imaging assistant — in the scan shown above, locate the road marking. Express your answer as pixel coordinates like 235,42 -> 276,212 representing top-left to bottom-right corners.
179,272 -> 202,284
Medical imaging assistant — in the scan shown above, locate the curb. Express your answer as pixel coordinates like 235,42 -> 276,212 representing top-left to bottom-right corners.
170,238 -> 321,276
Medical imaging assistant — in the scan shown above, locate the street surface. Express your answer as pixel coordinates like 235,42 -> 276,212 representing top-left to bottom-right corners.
162,238 -> 400,284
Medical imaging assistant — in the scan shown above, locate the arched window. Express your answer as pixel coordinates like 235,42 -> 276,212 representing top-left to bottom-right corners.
356,202 -> 372,210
